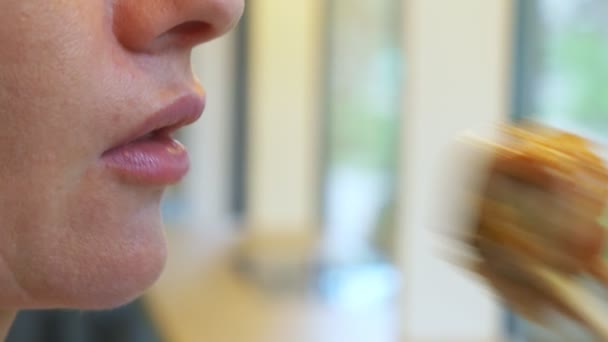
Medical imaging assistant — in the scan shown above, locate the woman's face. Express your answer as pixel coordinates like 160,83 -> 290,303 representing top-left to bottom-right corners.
0,0 -> 243,309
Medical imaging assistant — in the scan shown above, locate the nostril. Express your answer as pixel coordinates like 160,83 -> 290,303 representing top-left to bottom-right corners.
165,21 -> 215,47
170,21 -> 212,36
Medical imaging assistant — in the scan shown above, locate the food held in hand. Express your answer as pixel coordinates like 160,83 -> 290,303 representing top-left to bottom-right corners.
475,125 -> 608,274
466,124 -> 608,334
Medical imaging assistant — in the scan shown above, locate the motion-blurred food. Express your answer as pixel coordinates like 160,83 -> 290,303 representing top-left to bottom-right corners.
466,124 -> 608,334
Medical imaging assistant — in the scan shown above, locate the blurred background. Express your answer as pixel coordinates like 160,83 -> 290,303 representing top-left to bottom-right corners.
7,0 -> 608,341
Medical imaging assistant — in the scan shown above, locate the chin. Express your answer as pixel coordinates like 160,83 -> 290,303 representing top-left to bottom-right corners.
14,194 -> 169,311
63,209 -> 169,310
69,230 -> 168,310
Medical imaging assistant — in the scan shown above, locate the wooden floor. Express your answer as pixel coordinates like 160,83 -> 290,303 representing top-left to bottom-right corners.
145,230 -> 398,342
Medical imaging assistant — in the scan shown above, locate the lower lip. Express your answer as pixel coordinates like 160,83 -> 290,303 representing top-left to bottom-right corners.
102,135 -> 190,185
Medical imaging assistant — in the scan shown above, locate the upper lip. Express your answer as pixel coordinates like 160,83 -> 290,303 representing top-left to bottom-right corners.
104,94 -> 205,152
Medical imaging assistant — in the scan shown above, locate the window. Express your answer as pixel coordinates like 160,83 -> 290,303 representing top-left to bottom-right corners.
319,0 -> 403,309
323,0 -> 403,264
512,0 -> 608,339
514,0 -> 608,142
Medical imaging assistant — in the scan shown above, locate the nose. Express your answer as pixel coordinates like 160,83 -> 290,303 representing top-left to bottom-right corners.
113,0 -> 245,53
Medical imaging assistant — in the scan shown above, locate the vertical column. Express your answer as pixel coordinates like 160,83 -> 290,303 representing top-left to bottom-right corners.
182,31 -> 238,230
399,0 -> 514,340
246,0 -> 323,234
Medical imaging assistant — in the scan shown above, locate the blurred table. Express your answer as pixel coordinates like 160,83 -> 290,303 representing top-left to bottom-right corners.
145,228 -> 398,342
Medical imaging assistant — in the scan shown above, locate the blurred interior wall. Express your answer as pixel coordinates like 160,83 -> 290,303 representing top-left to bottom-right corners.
398,0 -> 514,340
246,0 -> 324,235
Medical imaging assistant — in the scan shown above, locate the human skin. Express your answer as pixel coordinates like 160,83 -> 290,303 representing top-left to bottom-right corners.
0,0 -> 243,337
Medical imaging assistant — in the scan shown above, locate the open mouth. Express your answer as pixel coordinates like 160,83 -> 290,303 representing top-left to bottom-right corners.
127,127 -> 172,145
101,94 -> 204,185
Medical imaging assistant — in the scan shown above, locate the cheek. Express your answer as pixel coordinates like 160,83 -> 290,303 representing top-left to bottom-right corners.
0,0 -> 175,310
0,3 -> 113,174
